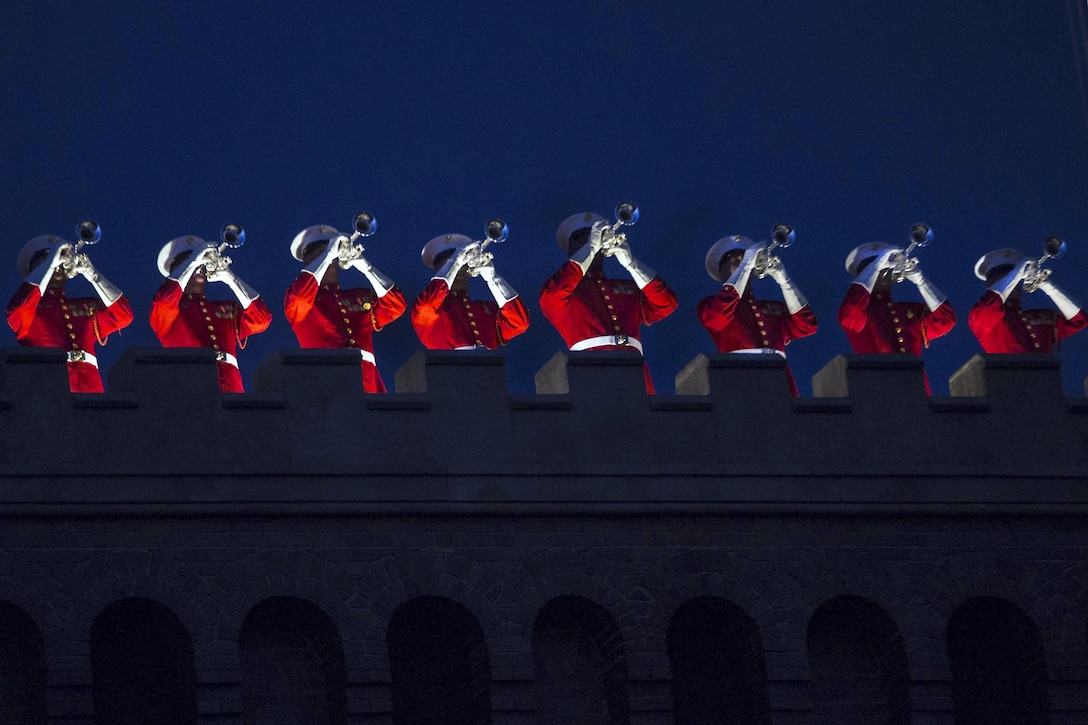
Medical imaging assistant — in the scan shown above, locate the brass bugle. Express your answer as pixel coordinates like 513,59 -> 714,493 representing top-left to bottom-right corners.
465,219 -> 509,275
755,223 -> 795,278
601,201 -> 639,252
205,223 -> 245,275
890,223 -> 933,283
62,220 -> 102,278
1023,235 -> 1067,293
335,212 -> 378,268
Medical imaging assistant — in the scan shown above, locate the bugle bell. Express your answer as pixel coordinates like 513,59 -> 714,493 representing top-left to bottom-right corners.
890,222 -> 932,283
205,223 -> 246,275
62,220 -> 102,278
465,218 -> 510,275
336,211 -> 378,268
601,201 -> 639,252
754,223 -> 795,278
1023,235 -> 1067,293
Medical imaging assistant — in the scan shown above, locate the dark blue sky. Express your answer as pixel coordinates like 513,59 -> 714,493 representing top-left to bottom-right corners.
4,1 -> 1088,395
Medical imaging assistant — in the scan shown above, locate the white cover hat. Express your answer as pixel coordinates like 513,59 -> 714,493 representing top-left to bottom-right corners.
704,235 -> 757,281
844,242 -> 894,276
17,234 -> 65,277
555,212 -> 607,253
290,225 -> 340,262
421,233 -> 472,270
974,248 -> 1026,281
157,236 -> 208,277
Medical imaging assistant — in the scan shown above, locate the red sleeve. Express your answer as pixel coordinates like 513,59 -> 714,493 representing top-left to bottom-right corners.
239,297 -> 272,339
95,296 -> 134,338
411,279 -> 450,338
968,291 -> 1006,341
784,305 -> 818,342
372,286 -> 407,330
539,261 -> 585,324
284,272 -> 319,325
638,276 -> 679,326
837,284 -> 871,333
1057,309 -> 1088,340
923,300 -> 957,341
696,286 -> 741,334
149,280 -> 184,339
496,296 -> 530,344
6,283 -> 41,341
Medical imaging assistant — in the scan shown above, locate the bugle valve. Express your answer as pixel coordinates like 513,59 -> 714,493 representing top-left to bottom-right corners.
600,201 -> 639,254
204,223 -> 246,275
61,220 -> 102,278
334,212 -> 378,268
464,219 -> 509,276
889,223 -> 933,283
754,223 -> 795,278
1022,235 -> 1066,293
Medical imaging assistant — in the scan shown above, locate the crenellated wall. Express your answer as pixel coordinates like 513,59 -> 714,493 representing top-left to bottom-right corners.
0,347 -> 1086,724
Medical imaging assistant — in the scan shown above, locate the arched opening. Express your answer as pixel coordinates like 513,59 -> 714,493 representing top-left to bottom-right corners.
667,596 -> 770,724
532,595 -> 630,725
91,597 -> 197,725
239,596 -> 348,725
948,596 -> 1050,724
0,601 -> 46,724
806,595 -> 910,725
387,596 -> 492,725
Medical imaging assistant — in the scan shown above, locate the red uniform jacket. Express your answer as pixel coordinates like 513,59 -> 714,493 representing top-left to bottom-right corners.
539,261 -> 678,393
838,284 -> 956,354
696,285 -> 818,396
150,279 -> 272,393
968,290 -> 1088,353
7,283 -> 134,393
411,279 -> 529,350
284,272 -> 407,393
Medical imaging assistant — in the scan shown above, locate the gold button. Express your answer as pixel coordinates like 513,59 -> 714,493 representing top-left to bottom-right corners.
343,317 -> 350,323
349,339 -> 356,345
895,327 -> 901,333
346,328 -> 353,334
897,337 -> 904,343
64,314 -> 71,320
758,321 -> 764,327
210,334 -> 217,341
607,305 -> 614,310
470,321 -> 477,327
468,312 -> 474,318
604,295 -> 610,300
212,344 -> 220,351
66,323 -> 73,329
207,324 -> 214,331
611,315 -> 618,321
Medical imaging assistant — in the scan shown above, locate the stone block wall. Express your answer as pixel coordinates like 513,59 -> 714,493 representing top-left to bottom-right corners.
0,347 -> 1084,724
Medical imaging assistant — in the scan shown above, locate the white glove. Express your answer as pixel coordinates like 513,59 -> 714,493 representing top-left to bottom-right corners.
571,221 -> 607,274
854,248 -> 899,292
350,256 -> 395,297
75,257 -> 123,305
767,265 -> 808,314
433,246 -> 471,288
171,245 -> 216,289
725,244 -> 761,295
1038,279 -> 1082,320
303,237 -> 343,280
476,259 -> 519,305
905,268 -> 947,312
988,259 -> 1031,302
609,240 -> 656,289
28,244 -> 70,293
207,267 -> 260,309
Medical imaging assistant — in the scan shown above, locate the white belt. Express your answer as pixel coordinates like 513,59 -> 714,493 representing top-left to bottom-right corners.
453,344 -> 488,351
214,351 -> 239,368
570,334 -> 643,354
731,347 -> 786,358
66,350 -> 98,368
357,349 -> 376,365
